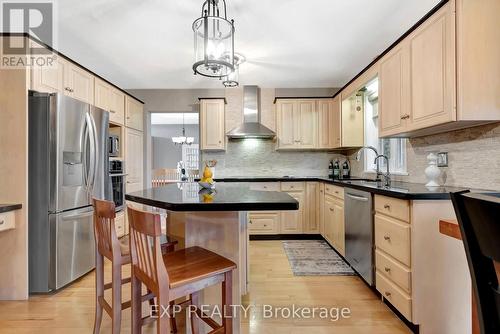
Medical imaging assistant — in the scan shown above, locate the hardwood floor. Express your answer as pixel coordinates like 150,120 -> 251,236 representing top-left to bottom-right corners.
0,240 -> 410,333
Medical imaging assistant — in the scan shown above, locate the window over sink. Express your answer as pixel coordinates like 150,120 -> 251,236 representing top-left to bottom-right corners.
362,78 -> 407,175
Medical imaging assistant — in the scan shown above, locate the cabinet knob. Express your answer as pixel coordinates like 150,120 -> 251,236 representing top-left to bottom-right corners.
249,220 -> 252,224
384,235 -> 391,241
384,291 -> 391,297
384,267 -> 391,272
329,208 -> 334,212
384,204 -> 391,209
110,110 -> 116,114
219,140 -> 222,143
0,220 -> 4,225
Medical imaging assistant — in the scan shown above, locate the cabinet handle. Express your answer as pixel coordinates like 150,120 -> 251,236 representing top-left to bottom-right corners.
249,220 -> 252,224
320,190 -> 323,193
263,186 -> 267,189
64,87 -> 73,92
384,204 -> 391,209
290,186 -> 294,188
335,191 -> 339,194
0,220 -> 4,225
110,110 -> 116,114
219,140 -> 222,143
263,224 -> 267,227
384,267 -> 391,272
329,208 -> 334,212
384,291 -> 391,297
384,235 -> 391,241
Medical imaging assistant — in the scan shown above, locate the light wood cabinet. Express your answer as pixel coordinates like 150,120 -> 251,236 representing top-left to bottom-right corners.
376,0 -> 500,138
317,97 -> 341,149
31,56 -> 66,94
319,183 -> 325,235
340,93 -> 364,147
125,96 -> 144,131
280,182 -> 305,234
374,194 -> 413,322
0,211 -> 16,232
407,1 -> 456,131
379,44 -> 410,137
200,99 -> 225,151
124,127 -> 143,193
305,182 -> 320,234
324,194 -> 345,256
248,212 -> 279,234
63,63 -> 94,104
94,78 -> 111,111
276,99 -> 317,149
297,100 -> 317,148
109,89 -> 125,125
115,211 -> 126,238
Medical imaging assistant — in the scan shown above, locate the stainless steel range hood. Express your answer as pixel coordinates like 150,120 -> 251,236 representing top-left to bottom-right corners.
226,86 -> 276,139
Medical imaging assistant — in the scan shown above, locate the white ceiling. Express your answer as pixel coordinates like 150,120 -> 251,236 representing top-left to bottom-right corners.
55,0 -> 440,89
151,113 -> 199,125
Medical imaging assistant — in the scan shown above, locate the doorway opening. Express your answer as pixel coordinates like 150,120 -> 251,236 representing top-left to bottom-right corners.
150,112 -> 200,185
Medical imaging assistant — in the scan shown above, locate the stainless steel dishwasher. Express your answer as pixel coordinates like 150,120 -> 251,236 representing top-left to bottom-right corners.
344,188 -> 374,285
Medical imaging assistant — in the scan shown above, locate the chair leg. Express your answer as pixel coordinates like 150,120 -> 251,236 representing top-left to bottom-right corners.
158,295 -> 172,334
93,253 -> 104,334
190,292 -> 200,334
131,273 -> 142,334
148,289 -> 156,316
111,260 -> 122,334
222,271 -> 233,334
169,300 -> 178,333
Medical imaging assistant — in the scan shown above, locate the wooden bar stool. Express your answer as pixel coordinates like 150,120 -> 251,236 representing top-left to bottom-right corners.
92,199 -> 178,334
127,205 -> 237,334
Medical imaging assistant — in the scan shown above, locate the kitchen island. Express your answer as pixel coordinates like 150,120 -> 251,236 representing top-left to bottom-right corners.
125,182 -> 298,334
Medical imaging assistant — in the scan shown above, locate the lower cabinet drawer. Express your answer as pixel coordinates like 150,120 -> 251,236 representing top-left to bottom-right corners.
249,212 -> 279,234
376,249 -> 411,293
249,182 -> 280,192
0,211 -> 15,232
324,184 -> 344,199
375,214 -> 411,266
376,271 -> 412,321
280,182 -> 305,192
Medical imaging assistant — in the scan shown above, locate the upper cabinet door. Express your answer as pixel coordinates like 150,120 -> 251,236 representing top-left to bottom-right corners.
200,99 -> 225,151
94,78 -> 111,111
276,100 -> 297,149
125,96 -> 144,131
341,93 -> 364,147
317,98 -> 341,149
297,100 -> 317,148
124,127 -> 143,190
379,44 -> 410,137
109,88 -> 125,125
407,1 -> 456,130
31,57 -> 66,94
64,63 -> 94,104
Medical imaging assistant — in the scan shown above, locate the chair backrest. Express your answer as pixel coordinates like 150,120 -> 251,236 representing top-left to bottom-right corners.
92,198 -> 119,259
450,190 -> 500,334
127,205 -> 169,293
152,168 -> 180,187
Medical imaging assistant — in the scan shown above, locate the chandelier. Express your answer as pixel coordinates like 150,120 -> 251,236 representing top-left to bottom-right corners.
192,0 -> 235,79
172,114 -> 195,145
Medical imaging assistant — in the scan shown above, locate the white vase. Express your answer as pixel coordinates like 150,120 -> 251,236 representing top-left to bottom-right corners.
425,153 -> 441,187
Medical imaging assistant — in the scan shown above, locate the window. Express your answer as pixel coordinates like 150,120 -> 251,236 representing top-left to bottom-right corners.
363,79 -> 407,174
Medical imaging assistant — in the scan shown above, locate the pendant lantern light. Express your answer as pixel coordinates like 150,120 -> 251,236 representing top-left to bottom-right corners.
192,0 -> 235,79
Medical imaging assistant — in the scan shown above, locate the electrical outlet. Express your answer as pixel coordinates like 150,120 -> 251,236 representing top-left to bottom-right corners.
437,152 -> 448,167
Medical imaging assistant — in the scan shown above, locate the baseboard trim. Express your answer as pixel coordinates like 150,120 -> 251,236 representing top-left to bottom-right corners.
249,234 -> 323,241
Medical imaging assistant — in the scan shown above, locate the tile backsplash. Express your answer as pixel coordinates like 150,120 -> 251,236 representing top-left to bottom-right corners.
349,123 -> 500,190
203,139 -> 342,177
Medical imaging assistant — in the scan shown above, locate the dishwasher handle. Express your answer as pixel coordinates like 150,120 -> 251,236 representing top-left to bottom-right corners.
346,193 -> 369,202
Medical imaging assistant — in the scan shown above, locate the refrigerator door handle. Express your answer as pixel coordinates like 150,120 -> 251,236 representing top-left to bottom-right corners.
85,113 -> 96,195
89,113 -> 100,192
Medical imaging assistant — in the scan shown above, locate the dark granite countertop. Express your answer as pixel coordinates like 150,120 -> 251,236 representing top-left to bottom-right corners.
208,176 -> 492,200
125,182 -> 299,212
0,203 -> 22,214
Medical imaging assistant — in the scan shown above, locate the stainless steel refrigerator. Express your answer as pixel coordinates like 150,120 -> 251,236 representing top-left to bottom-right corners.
28,92 -> 109,293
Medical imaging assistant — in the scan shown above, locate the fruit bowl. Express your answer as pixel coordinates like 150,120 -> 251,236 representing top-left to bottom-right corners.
198,181 -> 216,189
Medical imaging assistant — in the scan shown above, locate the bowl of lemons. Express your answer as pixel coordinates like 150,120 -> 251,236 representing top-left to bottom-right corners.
198,165 -> 216,189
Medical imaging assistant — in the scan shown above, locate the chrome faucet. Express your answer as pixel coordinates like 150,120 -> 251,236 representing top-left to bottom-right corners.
374,154 -> 391,187
356,146 -> 382,181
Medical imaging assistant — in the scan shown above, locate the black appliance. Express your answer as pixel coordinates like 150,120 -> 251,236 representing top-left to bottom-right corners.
109,160 -> 125,211
108,134 -> 120,157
